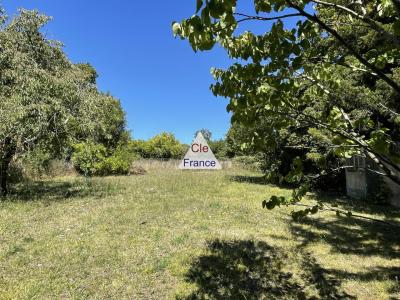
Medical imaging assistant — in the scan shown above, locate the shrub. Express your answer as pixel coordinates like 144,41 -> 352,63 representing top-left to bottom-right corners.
101,146 -> 136,175
71,142 -> 136,176
208,139 -> 230,159
129,140 -> 148,158
130,133 -> 185,159
146,132 -> 184,159
71,142 -> 108,176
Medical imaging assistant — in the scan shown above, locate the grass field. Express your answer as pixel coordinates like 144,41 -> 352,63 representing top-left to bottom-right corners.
0,163 -> 399,299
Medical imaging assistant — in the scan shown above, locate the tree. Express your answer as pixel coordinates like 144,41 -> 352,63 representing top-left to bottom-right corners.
0,9 -> 127,195
70,91 -> 128,153
195,129 -> 212,141
76,63 -> 98,85
208,138 -> 230,159
131,133 -> 184,159
227,117 -> 345,190
174,1 -> 400,213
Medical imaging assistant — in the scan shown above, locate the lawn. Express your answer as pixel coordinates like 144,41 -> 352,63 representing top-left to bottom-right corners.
0,163 -> 399,299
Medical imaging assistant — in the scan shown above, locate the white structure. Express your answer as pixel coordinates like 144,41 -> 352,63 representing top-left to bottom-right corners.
345,156 -> 400,207
179,132 -> 222,170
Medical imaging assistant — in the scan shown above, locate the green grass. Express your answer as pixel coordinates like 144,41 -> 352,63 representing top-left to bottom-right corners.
0,165 -> 399,299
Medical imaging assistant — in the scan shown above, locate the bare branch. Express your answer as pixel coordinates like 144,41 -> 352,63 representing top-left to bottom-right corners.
234,12 -> 302,22
294,203 -> 400,228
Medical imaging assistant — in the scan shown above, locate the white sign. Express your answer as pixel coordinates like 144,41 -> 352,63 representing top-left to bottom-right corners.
179,132 -> 222,170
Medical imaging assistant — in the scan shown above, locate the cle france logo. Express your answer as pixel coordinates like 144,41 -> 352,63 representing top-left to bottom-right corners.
179,132 -> 222,170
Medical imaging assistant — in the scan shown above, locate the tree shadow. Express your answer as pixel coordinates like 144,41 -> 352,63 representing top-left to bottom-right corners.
179,239 -> 355,299
289,211 -> 400,297
228,175 -> 295,189
308,192 -> 400,223
321,266 -> 400,295
5,178 -> 118,202
290,212 -> 400,259
229,175 -> 269,185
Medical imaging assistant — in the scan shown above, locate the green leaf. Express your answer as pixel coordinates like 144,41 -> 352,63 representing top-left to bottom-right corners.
310,206 -> 319,214
172,22 -> 182,36
201,6 -> 211,26
208,0 -> 225,18
255,0 -> 272,13
393,19 -> 400,36
367,130 -> 391,155
262,195 -> 287,210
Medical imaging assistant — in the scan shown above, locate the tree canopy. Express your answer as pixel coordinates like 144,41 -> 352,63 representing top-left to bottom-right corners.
174,0 -> 400,213
0,8 -> 127,195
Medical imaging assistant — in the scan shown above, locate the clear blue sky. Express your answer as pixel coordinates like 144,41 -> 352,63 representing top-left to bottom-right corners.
1,1 -> 302,144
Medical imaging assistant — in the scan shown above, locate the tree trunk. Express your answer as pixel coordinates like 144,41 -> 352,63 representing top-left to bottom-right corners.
0,138 -> 16,197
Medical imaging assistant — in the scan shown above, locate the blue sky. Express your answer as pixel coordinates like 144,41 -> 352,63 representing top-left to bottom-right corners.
1,1 -> 301,143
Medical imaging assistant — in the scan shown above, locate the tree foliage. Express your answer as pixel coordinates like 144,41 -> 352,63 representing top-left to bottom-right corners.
130,133 -> 185,159
71,142 -> 134,176
0,9 -> 128,195
195,128 -> 213,141
174,0 -> 400,213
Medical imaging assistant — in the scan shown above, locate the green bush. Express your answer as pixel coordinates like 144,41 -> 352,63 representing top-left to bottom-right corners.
208,139 -> 230,159
130,133 -> 185,159
71,142 -> 135,176
102,146 -> 135,175
71,142 -> 107,176
129,139 -> 148,158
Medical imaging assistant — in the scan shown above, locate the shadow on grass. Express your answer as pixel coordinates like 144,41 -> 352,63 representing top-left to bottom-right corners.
289,208 -> 400,297
291,212 -> 400,258
229,175 -> 269,185
320,266 -> 400,295
309,192 -> 400,223
179,239 -> 355,299
229,175 -> 295,190
6,178 -> 120,202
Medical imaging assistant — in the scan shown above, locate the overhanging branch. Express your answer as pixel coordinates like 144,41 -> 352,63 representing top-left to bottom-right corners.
311,0 -> 400,46
234,12 -> 302,21
287,1 -> 400,95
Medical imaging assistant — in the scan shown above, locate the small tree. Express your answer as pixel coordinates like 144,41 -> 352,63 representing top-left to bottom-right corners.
195,129 -> 212,141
